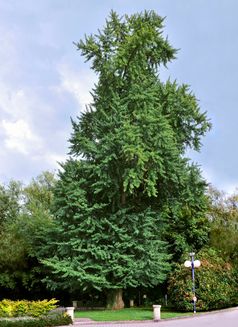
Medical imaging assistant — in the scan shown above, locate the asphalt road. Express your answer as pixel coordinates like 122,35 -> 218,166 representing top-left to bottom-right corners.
70,307 -> 238,327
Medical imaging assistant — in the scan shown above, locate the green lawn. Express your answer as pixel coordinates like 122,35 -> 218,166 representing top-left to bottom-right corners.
75,307 -> 193,321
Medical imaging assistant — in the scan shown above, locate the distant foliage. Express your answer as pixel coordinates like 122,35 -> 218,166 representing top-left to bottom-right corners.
0,172 -> 57,296
208,186 -> 238,261
0,181 -> 22,226
168,248 -> 238,311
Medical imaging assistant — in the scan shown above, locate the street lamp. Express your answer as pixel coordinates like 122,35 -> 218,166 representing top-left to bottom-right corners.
184,252 -> 201,313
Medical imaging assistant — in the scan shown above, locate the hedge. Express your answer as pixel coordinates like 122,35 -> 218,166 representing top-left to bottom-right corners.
0,313 -> 72,326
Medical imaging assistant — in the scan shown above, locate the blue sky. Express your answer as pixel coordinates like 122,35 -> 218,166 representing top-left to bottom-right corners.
0,0 -> 237,193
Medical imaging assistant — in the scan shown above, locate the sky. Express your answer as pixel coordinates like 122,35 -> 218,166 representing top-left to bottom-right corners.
0,0 -> 237,193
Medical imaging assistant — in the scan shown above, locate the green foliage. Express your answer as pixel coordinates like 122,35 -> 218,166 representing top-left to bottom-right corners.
0,172 -> 57,294
0,181 -> 22,226
72,10 -> 211,257
41,10 -> 211,306
0,181 -> 27,290
0,313 -> 72,327
163,165 -> 210,259
208,186 -> 238,261
0,299 -> 58,318
17,172 -> 57,259
0,320 -> 41,327
42,162 -> 170,291
38,312 -> 72,326
167,248 -> 238,311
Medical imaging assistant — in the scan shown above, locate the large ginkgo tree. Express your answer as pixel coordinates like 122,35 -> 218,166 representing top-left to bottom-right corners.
42,11 -> 211,309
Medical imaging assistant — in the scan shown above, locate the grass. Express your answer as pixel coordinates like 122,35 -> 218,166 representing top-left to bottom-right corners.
74,307 -> 193,321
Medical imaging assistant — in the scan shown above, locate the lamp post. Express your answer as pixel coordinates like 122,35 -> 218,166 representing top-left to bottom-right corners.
184,252 -> 201,313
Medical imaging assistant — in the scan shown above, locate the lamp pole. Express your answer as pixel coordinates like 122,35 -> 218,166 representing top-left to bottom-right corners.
184,252 -> 200,314
190,252 -> 196,313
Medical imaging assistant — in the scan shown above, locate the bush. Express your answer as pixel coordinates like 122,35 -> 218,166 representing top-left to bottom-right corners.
40,312 -> 72,326
0,299 -> 58,318
0,313 -> 72,326
167,248 -> 238,311
0,319 -> 43,327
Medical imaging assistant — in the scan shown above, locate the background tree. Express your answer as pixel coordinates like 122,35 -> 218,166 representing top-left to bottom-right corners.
208,186 -> 238,261
20,171 -> 57,257
0,180 -> 25,292
41,10 -> 211,309
0,180 -> 22,226
0,172 -> 56,299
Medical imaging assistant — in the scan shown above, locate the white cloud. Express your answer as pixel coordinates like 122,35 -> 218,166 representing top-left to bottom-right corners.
0,82 -> 69,182
0,28 -> 19,78
220,182 -> 238,196
58,63 -> 96,113
1,119 -> 42,154
0,85 -> 44,156
33,152 -> 67,167
0,85 -> 32,120
200,165 -> 238,195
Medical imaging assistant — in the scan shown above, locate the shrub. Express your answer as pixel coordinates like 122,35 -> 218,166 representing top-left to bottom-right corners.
0,313 -> 72,326
167,248 -> 238,311
0,299 -> 58,318
0,319 -> 43,327
26,299 -> 58,317
40,312 -> 72,326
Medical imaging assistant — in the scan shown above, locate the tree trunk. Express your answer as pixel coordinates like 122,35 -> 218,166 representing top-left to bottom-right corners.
121,190 -> 126,206
106,288 -> 124,310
